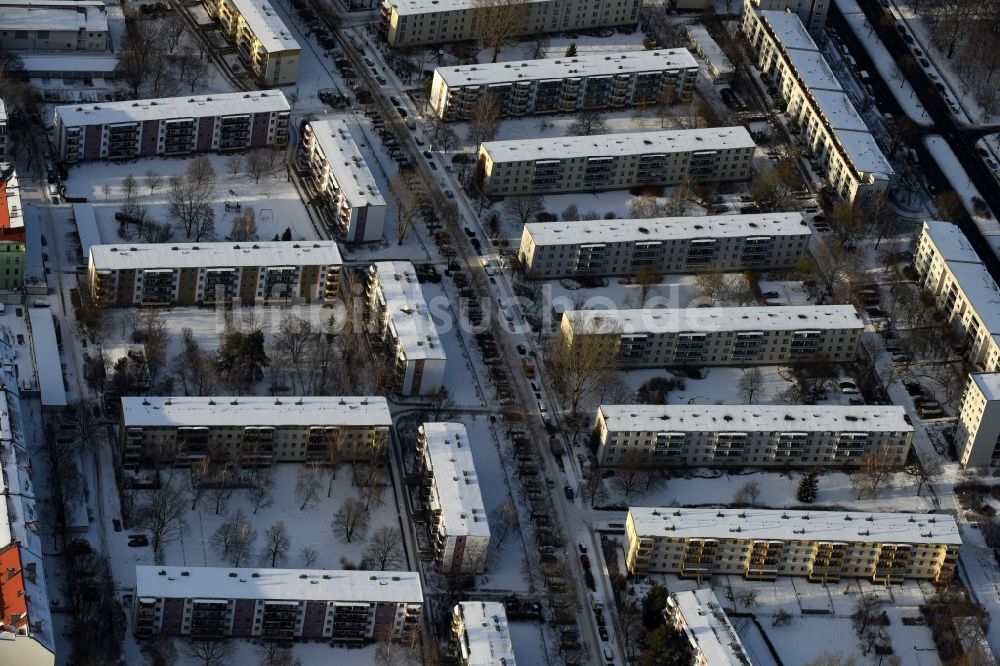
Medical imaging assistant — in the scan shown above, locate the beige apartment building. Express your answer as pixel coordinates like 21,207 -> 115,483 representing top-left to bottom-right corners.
595,404 -> 912,468
88,241 -> 341,307
957,373 -> 1000,468
204,0 -> 300,86
625,507 -> 960,584
666,589 -> 751,666
119,396 -> 391,469
451,602 -> 516,666
746,0 -> 829,33
518,213 -> 811,278
478,128 -> 755,196
430,50 -> 698,121
559,305 -> 863,367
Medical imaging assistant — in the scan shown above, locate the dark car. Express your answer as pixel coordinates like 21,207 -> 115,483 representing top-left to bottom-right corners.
517,344 -> 526,354
390,96 -> 401,106
599,627 -> 609,641
564,485 -> 574,500
376,75 -> 387,85
580,553 -> 590,568
128,534 -> 149,547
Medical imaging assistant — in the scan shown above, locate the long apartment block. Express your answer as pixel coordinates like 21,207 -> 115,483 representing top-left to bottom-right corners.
430,49 -> 698,121
204,0 -> 300,86
299,120 -> 386,243
478,128 -> 755,196
957,373 -> 1000,468
746,0 -> 829,33
625,507 -> 960,583
54,91 -> 291,163
518,213 -> 811,279
595,404 -> 912,468
417,424 -> 490,575
379,0 -> 641,47
451,602 -> 516,666
0,0 -> 108,51
365,261 -> 446,396
559,305 -> 862,367
119,396 -> 391,469
914,221 -> 1000,372
133,566 -> 422,642
87,241 -> 341,307
743,8 -> 891,207
666,589 -> 751,666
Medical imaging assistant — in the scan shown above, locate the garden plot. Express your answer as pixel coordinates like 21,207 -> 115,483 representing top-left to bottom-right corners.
619,365 -> 798,406
538,273 -> 705,314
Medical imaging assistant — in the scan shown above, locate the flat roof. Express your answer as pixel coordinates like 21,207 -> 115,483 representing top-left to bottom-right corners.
525,212 -> 809,246
371,262 -> 446,361
73,203 -> 101,259
921,220 -> 981,264
945,260 -> 1000,333
27,308 -> 67,408
836,129 -> 893,177
686,24 -> 734,75
20,53 -> 118,74
420,423 -> 490,539
972,373 -> 1000,402
481,127 -> 755,163
629,506 -> 962,545
226,0 -> 299,54
0,4 -> 106,32
784,48 -> 842,92
599,404 -> 912,433
55,90 -> 289,127
135,566 -> 422,604
384,0 -> 547,16
90,241 -> 341,271
305,119 -> 386,209
811,89 -> 867,132
435,49 -> 697,88
669,589 -> 750,665
455,601 -> 517,666
565,305 -> 863,334
121,396 -> 391,428
759,9 -> 818,52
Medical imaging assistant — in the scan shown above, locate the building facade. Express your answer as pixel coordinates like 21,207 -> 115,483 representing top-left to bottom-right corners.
595,404 -> 912,468
451,602 -> 516,666
625,507 -> 960,584
518,213 -> 811,278
559,305 -> 862,368
479,128 -> 755,196
380,0 -> 641,47
686,25 -> 734,82
0,164 -> 25,291
957,373 -> 1000,468
746,0 -> 829,33
417,424 -> 491,575
203,0 -> 300,86
88,241 -> 341,307
364,262 -> 446,396
430,50 -> 698,121
119,396 -> 391,468
0,0 -> 107,52
666,589 -> 751,666
299,120 -> 386,243
54,91 -> 291,162
0,100 -> 7,160
133,566 -> 422,643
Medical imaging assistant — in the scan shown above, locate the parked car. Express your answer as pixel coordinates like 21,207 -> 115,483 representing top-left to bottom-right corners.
599,627 -> 609,641
839,381 -> 860,394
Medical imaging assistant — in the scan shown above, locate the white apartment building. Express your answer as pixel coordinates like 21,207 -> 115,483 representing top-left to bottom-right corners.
914,221 -> 1000,372
518,212 -> 811,278
204,0 -> 300,86
686,25 -> 734,82
451,602 -> 516,666
0,100 -> 7,161
120,396 -> 392,469
666,589 -> 751,666
478,128 -> 755,196
299,120 -> 386,243
743,8 -> 891,207
0,0 -> 107,52
559,305 -> 863,367
745,0 -> 829,33
594,404 -> 912,468
417,424 -> 491,576
365,261 -> 446,396
957,373 -> 1000,468
430,49 -> 698,121
379,0 -> 641,47
625,507 -> 961,583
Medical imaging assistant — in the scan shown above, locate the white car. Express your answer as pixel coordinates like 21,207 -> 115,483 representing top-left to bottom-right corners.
839,381 -> 860,395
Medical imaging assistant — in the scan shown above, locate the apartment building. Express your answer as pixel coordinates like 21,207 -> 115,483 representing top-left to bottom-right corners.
364,262 -> 446,396
430,49 -> 698,121
451,602 -> 516,666
0,100 -> 7,160
686,25 -> 734,82
299,120 -> 386,243
119,396 -> 391,469
594,404 -> 912,468
956,373 -> 1000,468
559,305 -> 862,367
666,589 -> 751,666
518,212 -> 811,279
478,128 -> 755,196
0,0 -> 107,51
88,241 -> 341,307
204,0 -> 300,86
0,164 -> 25,291
745,0 -> 829,33
625,507 -> 961,584
743,8 -> 891,207
417,423 -> 491,575
380,0 -> 641,47
54,90 -> 291,163
914,220 -> 1000,372
132,566 -> 422,643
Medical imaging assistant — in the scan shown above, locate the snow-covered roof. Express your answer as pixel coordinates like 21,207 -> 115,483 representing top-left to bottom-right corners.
304,120 -> 386,209
420,423 -> 490,539
599,404 -> 912,433
55,90 -> 289,127
810,89 -> 867,132
89,241 -> 342,271
525,213 -> 809,246
435,49 -> 697,88
628,507 -> 962,545
759,9 -> 818,52
384,0 -> 547,16
836,129 -> 893,177
971,373 -> 1000,402
565,305 -> 863,335
920,220 -> 980,264
223,0 -> 299,53
135,566 -> 423,604
20,54 -> 118,75
121,396 -> 392,428
0,3 -> 106,33
668,589 -> 750,665
686,24 -> 734,76
72,204 -> 100,260
27,308 -> 66,409
945,260 -> 1000,333
454,601 -> 517,666
481,127 -> 755,162
370,262 -> 446,362
784,48 -> 842,92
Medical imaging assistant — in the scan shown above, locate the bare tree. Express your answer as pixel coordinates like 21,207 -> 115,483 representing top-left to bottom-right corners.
568,109 -> 609,136
803,652 -> 860,666
230,207 -> 257,242
210,509 -> 242,560
144,168 -> 162,196
468,92 -> 502,146
161,11 -> 187,53
332,496 -> 371,543
738,367 -> 764,404
138,474 -> 189,554
505,195 -> 544,226
131,310 -> 169,383
295,463 -> 321,510
256,643 -> 302,666
488,500 -> 518,550
635,265 -> 662,304
736,588 -> 758,608
547,314 -> 622,414
183,638 -> 236,666
245,149 -> 270,184
363,526 -> 404,571
261,521 -> 291,567
229,516 -> 257,567
733,480 -> 761,506
247,465 -> 275,514
168,156 -> 217,238
171,327 -> 218,396
852,444 -> 897,499
389,171 -> 422,245
299,546 -> 319,568
903,459 -> 943,496
121,174 -> 138,200
471,0 -> 529,62
226,153 -> 243,176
